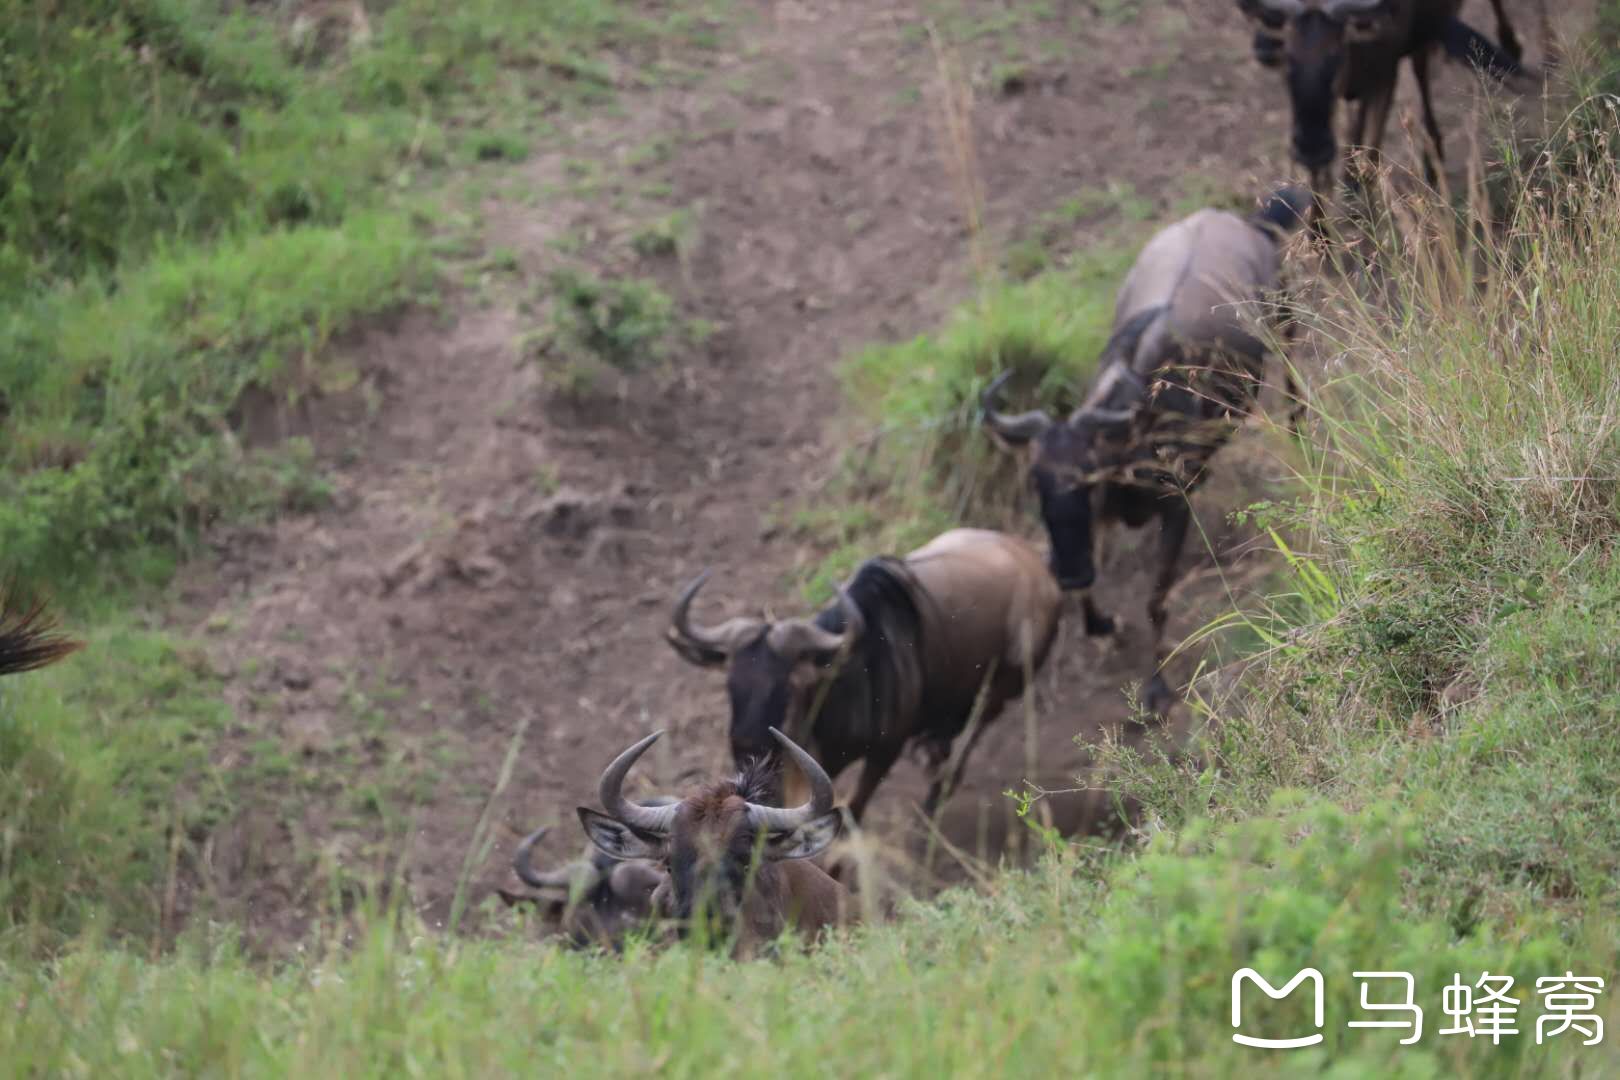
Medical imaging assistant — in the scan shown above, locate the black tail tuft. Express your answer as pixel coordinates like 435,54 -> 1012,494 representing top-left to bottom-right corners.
1439,17 -> 1522,80
0,589 -> 83,678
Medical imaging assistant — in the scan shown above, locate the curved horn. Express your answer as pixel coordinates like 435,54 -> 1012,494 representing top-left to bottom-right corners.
667,571 -> 766,663
1253,0 -> 1305,13
1075,405 -> 1138,429
598,731 -> 680,835
764,585 -> 863,659
512,826 -> 601,891
747,727 -> 836,832
980,370 -> 1056,446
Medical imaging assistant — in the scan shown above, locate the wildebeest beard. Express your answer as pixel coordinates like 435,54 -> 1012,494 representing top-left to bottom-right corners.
665,757 -> 779,929
724,558 -> 925,799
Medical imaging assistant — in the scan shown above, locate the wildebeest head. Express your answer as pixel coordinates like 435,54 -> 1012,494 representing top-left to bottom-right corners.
497,819 -> 668,948
577,728 -> 843,946
980,306 -> 1166,591
1237,0 -> 1394,191
665,573 -> 864,768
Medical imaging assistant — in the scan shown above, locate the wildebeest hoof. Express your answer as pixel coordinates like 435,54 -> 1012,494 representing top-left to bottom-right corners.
1083,610 -> 1116,637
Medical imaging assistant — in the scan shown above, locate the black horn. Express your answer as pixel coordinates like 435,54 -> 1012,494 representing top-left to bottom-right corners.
598,731 -> 679,835
764,585 -> 863,659
746,727 -> 836,832
667,571 -> 766,665
512,826 -> 600,891
980,370 -> 1056,445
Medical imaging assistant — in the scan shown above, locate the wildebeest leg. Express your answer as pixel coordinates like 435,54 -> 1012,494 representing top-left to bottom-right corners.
1341,61 -> 1397,200
923,711 -> 996,819
846,743 -> 905,825
1487,0 -> 1523,62
1411,48 -> 1445,188
1143,499 -> 1193,717
1277,315 -> 1304,436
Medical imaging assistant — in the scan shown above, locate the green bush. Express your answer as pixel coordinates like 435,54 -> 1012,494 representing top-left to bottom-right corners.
0,615 -> 229,952
0,215 -> 426,581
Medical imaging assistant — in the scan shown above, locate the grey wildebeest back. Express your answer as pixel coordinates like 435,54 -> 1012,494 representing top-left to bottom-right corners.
665,528 -> 1062,824
496,818 -> 668,949
982,188 -> 1311,715
1236,0 -> 1524,206
575,728 -> 853,957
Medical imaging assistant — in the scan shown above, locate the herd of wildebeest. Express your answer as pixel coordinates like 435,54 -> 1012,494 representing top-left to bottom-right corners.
3,0 -> 1535,956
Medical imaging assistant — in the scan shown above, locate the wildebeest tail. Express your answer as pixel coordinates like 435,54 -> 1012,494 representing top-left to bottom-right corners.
0,590 -> 82,678
1439,18 -> 1522,80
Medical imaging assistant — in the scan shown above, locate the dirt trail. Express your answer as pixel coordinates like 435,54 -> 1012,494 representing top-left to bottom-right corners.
171,0 -> 1562,946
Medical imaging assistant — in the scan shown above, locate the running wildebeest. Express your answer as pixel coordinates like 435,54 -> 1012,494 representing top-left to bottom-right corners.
981,186 -> 1312,715
665,528 -> 1062,823
576,728 -> 852,955
1236,0 -> 1523,199
496,818 -> 668,949
0,591 -> 82,677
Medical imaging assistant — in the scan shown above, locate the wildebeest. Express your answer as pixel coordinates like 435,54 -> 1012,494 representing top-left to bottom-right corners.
496,817 -> 668,948
1236,0 -> 1523,199
981,187 -> 1311,715
665,528 -> 1062,823
0,591 -> 82,677
576,727 -> 852,954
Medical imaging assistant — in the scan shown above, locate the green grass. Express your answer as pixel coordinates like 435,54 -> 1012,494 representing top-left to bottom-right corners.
0,215 -> 425,582
0,0 -> 724,958
0,801 -> 1611,1075
0,606 -> 230,954
786,241 -> 1138,597
0,0 -> 715,588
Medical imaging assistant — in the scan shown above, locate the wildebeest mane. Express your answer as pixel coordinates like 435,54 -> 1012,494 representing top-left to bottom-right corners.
809,556 -> 926,759
729,754 -> 781,806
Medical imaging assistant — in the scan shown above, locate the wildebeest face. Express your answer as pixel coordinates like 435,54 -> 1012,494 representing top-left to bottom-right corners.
1238,1 -> 1391,188
1029,425 -> 1103,591
725,635 -> 813,768
577,730 -> 842,946
666,572 -> 864,782
1286,10 -> 1347,175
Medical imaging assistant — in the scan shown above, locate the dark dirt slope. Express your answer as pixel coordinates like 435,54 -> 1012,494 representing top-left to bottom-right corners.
171,0 -> 1560,945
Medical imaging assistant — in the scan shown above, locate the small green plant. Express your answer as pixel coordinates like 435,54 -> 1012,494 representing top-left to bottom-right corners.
465,130 -> 530,163
544,269 -> 680,373
630,209 -> 696,259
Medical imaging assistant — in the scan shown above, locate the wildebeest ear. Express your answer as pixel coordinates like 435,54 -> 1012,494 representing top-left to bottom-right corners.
763,809 -> 842,862
577,807 -> 666,861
